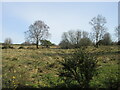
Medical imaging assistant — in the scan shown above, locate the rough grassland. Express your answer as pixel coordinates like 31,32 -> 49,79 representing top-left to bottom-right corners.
2,46 -> 120,88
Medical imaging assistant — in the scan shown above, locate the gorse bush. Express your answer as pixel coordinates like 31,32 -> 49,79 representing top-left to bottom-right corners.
59,48 -> 98,88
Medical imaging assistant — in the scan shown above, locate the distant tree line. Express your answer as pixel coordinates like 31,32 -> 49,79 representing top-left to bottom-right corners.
59,15 -> 119,49
2,15 -> 120,49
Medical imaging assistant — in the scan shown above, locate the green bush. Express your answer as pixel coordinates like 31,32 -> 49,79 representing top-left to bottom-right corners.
59,48 -> 98,88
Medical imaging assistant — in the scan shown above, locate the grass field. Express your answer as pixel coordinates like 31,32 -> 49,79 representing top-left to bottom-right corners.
2,45 -> 120,88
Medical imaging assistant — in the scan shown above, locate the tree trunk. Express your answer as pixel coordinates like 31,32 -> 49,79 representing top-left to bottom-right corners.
36,44 -> 39,49
95,41 -> 99,48
95,35 -> 99,48
36,40 -> 39,49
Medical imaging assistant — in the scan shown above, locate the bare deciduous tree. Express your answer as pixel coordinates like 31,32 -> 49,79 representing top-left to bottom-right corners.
62,32 -> 69,43
60,30 -> 82,48
89,15 -> 107,46
115,25 -> 120,42
75,30 -> 82,45
67,30 -> 82,45
25,20 -> 50,49
82,31 -> 88,38
102,32 -> 112,45
97,32 -> 112,45
59,32 -> 71,49
59,30 -> 92,48
68,30 -> 76,45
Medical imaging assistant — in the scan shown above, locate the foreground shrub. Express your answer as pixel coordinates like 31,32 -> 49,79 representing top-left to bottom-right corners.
59,48 -> 98,88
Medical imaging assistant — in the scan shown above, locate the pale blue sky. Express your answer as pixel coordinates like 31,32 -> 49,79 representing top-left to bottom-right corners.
1,2 -> 118,44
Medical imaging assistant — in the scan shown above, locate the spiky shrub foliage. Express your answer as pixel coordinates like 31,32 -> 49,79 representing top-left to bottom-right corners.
59,48 -> 98,88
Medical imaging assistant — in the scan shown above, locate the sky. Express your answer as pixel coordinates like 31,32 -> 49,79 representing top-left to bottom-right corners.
1,2 -> 118,44
1,0 -> 119,2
